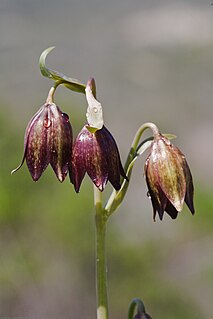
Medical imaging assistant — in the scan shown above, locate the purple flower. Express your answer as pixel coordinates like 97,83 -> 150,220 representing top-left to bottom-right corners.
71,125 -> 127,192
134,313 -> 152,319
145,133 -> 194,221
13,103 -> 72,182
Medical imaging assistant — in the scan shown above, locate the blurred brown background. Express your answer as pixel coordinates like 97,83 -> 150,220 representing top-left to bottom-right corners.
0,0 -> 212,318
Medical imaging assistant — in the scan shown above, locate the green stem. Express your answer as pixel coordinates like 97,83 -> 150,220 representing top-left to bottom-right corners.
105,122 -> 158,216
45,81 -> 61,104
94,186 -> 109,319
124,122 -> 159,173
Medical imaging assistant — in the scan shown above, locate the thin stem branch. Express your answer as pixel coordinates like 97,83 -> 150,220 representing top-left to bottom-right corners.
45,81 -> 61,104
105,122 -> 158,216
125,122 -> 159,172
94,186 -> 109,319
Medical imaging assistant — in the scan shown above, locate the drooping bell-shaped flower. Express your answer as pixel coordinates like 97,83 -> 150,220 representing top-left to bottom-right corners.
12,102 -> 73,182
71,77 -> 127,192
145,133 -> 194,221
71,125 -> 127,192
134,313 -> 152,319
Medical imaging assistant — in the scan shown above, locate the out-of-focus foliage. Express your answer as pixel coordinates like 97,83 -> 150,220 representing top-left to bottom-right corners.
0,108 -> 211,319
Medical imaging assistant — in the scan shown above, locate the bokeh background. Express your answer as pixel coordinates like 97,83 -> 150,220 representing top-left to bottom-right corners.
0,0 -> 213,318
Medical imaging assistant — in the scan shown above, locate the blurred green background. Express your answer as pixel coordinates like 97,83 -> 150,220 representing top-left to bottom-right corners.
0,0 -> 213,318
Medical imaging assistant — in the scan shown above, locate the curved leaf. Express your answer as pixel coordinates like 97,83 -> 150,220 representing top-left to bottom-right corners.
39,47 -> 86,94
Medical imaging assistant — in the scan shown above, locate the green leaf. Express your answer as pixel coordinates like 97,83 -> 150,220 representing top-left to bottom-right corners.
136,139 -> 153,156
163,133 -> 177,140
39,47 -> 86,94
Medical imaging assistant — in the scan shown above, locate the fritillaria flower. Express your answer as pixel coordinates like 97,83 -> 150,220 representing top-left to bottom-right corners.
71,125 -> 127,192
12,102 -> 73,182
134,313 -> 152,319
145,133 -> 194,221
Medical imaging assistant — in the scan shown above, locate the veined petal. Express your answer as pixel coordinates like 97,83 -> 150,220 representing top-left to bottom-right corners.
182,156 -> 195,215
145,157 -> 167,221
72,126 -> 109,192
84,128 -> 108,191
155,136 -> 186,211
25,105 -> 49,181
48,104 -> 73,182
72,131 -> 87,192
96,126 -> 123,191
165,200 -> 178,219
11,105 -> 46,176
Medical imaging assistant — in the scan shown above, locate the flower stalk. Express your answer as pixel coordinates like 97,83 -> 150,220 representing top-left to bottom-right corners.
94,186 -> 109,319
45,81 -> 61,104
105,122 -> 159,216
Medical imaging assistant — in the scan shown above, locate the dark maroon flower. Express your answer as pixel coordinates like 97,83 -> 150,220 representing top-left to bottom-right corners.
134,312 -> 152,319
71,125 -> 127,192
12,103 -> 72,182
145,133 -> 194,221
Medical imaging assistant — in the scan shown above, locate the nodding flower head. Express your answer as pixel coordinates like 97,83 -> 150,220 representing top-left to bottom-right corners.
145,133 -> 194,221
71,125 -> 127,192
134,313 -> 152,319
12,103 -> 73,182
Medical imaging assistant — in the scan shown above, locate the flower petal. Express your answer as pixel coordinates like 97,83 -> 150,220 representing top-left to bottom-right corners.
72,126 -> 108,192
165,200 -> 178,219
145,157 -> 167,220
26,105 -> 49,180
84,129 -> 108,191
182,157 -> 195,215
72,130 -> 87,192
96,126 -> 123,191
11,106 -> 45,176
48,104 -> 73,182
155,136 -> 186,211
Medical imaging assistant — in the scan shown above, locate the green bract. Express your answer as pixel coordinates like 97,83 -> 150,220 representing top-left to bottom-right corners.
39,47 -> 86,94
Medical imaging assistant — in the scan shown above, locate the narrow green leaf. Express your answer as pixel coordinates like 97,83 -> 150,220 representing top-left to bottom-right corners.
163,133 -> 177,140
39,47 -> 86,94
39,46 -> 55,78
136,139 -> 153,156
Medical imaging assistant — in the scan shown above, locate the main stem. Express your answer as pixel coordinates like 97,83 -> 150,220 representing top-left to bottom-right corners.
94,186 -> 109,319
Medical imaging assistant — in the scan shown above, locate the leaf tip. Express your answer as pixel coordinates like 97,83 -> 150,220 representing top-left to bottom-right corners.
39,46 -> 56,78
